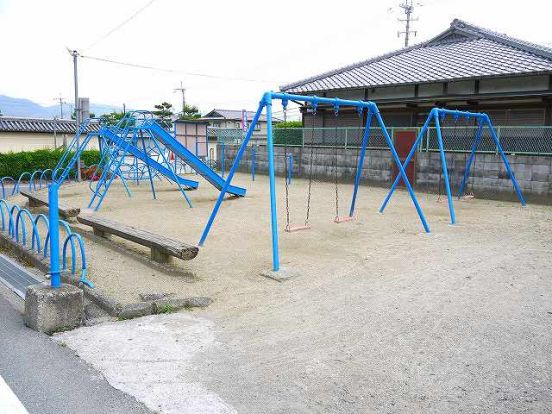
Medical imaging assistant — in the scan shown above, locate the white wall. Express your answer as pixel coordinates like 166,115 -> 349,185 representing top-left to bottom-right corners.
0,132 -> 99,153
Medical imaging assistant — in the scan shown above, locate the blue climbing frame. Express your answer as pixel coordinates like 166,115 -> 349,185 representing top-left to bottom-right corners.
199,92 -> 431,271
379,108 -> 527,225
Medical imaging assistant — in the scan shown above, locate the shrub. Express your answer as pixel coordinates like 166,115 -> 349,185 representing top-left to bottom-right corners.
274,121 -> 303,146
0,148 -> 101,179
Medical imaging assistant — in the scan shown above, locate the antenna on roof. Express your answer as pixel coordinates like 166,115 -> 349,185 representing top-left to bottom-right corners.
396,0 -> 421,47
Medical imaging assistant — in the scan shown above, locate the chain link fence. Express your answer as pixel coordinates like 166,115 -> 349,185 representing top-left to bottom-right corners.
210,126 -> 552,156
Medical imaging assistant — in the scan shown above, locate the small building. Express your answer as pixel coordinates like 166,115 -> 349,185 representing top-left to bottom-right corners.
173,119 -> 212,159
200,109 -> 276,144
281,19 -> 552,127
0,117 -> 99,153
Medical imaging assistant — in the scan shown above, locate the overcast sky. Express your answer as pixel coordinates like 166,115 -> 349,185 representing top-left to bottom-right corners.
0,0 -> 550,116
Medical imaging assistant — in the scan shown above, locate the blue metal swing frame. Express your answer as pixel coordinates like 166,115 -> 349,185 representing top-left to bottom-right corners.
198,91 -> 431,272
379,108 -> 527,225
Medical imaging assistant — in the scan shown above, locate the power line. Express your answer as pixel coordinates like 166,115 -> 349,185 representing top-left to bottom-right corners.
84,0 -> 158,51
79,53 -> 277,83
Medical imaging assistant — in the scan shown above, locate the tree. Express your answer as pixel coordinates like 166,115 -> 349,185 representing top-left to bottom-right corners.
102,111 -> 125,125
178,103 -> 201,120
153,101 -> 174,128
71,110 -> 96,120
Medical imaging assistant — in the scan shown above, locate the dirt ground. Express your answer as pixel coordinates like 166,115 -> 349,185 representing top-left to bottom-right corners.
27,173 -> 552,412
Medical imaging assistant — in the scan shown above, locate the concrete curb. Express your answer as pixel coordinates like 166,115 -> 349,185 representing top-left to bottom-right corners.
0,231 -> 213,321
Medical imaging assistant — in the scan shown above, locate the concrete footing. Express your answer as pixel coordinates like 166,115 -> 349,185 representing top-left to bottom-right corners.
24,283 -> 83,335
260,267 -> 300,282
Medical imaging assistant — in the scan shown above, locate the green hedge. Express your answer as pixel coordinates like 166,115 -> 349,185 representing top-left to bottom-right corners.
274,121 -> 303,146
0,148 -> 101,179
274,129 -> 303,146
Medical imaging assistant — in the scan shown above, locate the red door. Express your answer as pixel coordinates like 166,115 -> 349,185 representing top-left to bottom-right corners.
393,130 -> 416,187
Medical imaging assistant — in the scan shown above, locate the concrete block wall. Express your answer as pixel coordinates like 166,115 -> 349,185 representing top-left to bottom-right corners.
219,145 -> 552,204
220,145 -> 393,185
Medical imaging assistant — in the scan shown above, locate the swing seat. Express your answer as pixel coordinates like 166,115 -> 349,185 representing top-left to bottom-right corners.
459,194 -> 475,201
285,224 -> 311,233
334,215 -> 355,224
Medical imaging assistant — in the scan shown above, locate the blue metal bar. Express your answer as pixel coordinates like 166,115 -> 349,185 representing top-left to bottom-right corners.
146,129 -> 193,208
251,146 -> 256,181
30,170 -> 42,192
349,109 -> 373,217
15,209 -> 36,246
221,143 -> 225,179
199,100 -> 265,247
287,154 -> 293,185
39,169 -> 52,190
374,111 -> 430,233
434,112 -> 456,225
265,98 -> 280,271
145,121 -> 245,195
48,183 -> 61,288
32,213 -> 49,253
380,111 -> 434,213
8,204 -> 21,238
457,120 -> 484,198
140,131 -> 157,200
0,199 -> 10,231
483,115 -> 527,206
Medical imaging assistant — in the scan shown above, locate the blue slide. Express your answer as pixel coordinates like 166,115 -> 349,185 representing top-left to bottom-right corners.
145,121 -> 246,197
100,128 -> 199,189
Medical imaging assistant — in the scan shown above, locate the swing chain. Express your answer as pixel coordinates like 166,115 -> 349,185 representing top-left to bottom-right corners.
305,102 -> 317,226
283,105 -> 291,229
333,105 -> 340,219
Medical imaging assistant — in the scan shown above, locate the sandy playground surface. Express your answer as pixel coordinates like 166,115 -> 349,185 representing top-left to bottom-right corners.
16,172 -> 552,412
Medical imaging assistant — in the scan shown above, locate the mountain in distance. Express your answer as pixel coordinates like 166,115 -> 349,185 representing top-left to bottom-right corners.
0,95 -> 121,119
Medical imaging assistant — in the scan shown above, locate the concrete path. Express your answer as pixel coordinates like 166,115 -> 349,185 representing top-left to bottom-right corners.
0,285 -> 151,414
54,313 -> 237,414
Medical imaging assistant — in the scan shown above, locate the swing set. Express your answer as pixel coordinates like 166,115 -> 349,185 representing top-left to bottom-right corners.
198,92 -> 431,271
379,107 -> 526,225
281,102 -> 365,232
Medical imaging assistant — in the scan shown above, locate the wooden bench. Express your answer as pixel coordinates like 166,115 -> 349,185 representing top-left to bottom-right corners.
20,190 -> 80,219
77,215 -> 199,263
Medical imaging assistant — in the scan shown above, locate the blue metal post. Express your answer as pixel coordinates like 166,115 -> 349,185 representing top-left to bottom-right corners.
48,182 -> 61,288
380,111 -> 434,213
434,112 -> 456,225
251,146 -> 256,181
457,120 -> 484,198
373,108 -> 430,233
484,115 -> 527,206
287,154 -> 293,185
140,132 -> 157,200
265,97 -> 280,270
221,143 -> 225,179
199,101 -> 266,247
349,109 -> 373,216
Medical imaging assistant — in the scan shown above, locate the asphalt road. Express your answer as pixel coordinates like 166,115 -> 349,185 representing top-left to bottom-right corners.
0,285 -> 151,414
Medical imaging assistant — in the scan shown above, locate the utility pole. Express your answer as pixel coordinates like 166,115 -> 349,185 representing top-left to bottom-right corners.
53,96 -> 66,118
69,49 -> 82,181
173,81 -> 186,115
397,0 -> 419,48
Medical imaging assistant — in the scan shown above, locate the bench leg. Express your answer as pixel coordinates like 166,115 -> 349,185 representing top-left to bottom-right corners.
151,248 -> 173,264
93,228 -> 110,239
28,199 -> 42,208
